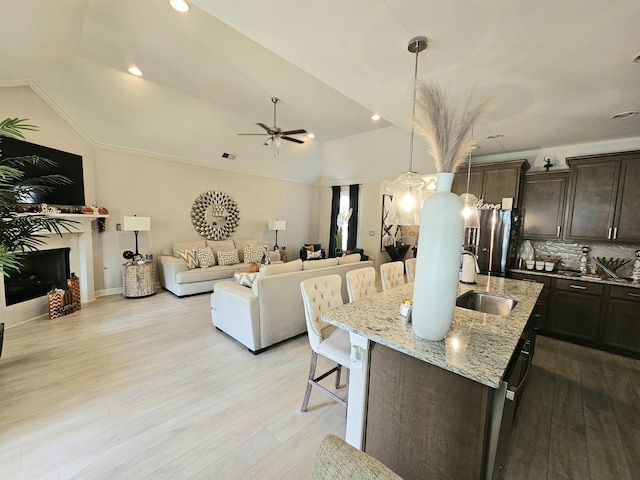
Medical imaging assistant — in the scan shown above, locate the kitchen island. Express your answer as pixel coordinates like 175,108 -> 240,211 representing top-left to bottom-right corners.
322,275 -> 542,480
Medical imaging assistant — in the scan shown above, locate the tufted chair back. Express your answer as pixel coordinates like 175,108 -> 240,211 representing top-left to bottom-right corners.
405,258 -> 417,283
380,261 -> 406,292
346,267 -> 377,303
300,275 -> 344,353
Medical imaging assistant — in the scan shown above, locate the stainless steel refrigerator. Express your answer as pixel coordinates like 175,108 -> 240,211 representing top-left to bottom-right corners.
472,208 -> 520,276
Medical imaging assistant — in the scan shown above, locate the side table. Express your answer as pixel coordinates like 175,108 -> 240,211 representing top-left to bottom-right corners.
123,261 -> 157,298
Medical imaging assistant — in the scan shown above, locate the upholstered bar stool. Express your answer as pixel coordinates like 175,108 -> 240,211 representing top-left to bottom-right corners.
345,266 -> 377,303
380,261 -> 406,292
300,274 -> 351,412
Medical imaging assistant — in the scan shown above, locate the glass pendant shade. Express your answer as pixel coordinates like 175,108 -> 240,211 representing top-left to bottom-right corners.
460,192 -> 480,228
387,171 -> 427,225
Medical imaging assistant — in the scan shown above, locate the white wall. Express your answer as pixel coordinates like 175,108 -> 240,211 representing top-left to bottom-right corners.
94,148 -> 318,293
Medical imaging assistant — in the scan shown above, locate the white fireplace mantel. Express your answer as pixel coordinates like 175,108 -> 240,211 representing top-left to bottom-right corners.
1,213 -> 108,327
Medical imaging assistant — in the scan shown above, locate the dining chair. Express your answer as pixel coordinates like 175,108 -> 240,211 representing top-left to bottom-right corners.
345,266 -> 377,303
405,258 -> 417,283
380,261 -> 406,292
300,274 -> 351,412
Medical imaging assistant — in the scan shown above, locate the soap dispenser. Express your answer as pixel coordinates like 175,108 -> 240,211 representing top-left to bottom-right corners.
460,251 -> 480,284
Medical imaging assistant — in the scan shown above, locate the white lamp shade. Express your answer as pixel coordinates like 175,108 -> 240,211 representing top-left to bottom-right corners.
268,220 -> 286,231
123,216 -> 151,232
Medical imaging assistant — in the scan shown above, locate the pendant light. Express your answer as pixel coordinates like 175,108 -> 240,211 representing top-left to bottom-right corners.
387,36 -> 428,226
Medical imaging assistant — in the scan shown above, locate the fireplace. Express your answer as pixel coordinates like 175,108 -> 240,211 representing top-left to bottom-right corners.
3,248 -> 71,306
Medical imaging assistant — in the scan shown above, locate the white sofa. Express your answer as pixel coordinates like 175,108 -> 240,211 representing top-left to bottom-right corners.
211,254 -> 373,353
158,239 -> 280,297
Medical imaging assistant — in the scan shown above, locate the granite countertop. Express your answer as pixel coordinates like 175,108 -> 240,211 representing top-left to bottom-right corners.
511,268 -> 640,289
321,275 -> 543,389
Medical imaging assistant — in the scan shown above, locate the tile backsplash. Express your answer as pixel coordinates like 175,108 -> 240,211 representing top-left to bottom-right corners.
521,240 -> 639,279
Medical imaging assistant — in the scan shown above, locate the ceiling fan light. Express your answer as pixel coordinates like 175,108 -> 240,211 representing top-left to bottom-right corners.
274,137 -> 282,147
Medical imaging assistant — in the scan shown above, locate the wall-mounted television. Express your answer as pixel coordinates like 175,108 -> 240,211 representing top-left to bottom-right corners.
0,137 -> 85,207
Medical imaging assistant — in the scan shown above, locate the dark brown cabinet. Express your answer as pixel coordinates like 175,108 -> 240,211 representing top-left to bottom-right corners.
511,271 -> 640,358
510,272 -> 550,330
452,159 -> 530,207
603,286 -> 640,354
564,150 -> 640,242
547,279 -> 604,342
521,172 -> 568,240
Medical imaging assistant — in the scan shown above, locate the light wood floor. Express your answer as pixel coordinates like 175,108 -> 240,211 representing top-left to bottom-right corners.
0,291 -> 345,479
1,291 -> 638,479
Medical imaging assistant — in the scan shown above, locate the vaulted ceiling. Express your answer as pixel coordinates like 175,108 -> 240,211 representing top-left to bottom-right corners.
2,0 -> 639,183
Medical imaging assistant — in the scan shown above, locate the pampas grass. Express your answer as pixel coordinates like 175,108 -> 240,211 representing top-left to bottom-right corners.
414,82 -> 496,173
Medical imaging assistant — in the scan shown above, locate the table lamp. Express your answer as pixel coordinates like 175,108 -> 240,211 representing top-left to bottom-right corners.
123,215 -> 151,258
268,220 -> 286,251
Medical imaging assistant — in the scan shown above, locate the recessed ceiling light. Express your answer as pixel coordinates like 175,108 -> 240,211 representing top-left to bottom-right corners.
307,133 -> 315,139
487,134 -> 503,140
127,66 -> 143,76
611,111 -> 638,119
170,0 -> 190,12
371,114 -> 381,121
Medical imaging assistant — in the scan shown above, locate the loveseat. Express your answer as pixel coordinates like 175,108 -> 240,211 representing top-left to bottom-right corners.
211,254 -> 373,353
158,239 -> 280,297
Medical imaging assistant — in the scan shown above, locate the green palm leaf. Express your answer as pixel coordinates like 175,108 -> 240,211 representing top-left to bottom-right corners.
0,118 -> 39,139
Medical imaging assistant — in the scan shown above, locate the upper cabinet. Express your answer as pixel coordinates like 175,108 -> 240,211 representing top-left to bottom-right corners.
451,159 -> 530,207
565,150 -> 640,242
522,172 -> 569,240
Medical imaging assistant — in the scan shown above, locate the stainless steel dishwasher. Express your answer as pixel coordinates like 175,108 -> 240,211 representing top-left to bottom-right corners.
490,330 -> 535,479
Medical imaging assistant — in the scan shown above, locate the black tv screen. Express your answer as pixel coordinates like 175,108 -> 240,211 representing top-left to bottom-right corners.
0,136 -> 85,206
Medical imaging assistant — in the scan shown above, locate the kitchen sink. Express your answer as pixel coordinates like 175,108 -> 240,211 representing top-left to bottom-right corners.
456,291 -> 518,316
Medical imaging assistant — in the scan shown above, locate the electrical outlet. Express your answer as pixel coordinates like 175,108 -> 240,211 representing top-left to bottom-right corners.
369,231 -> 375,236
116,223 -> 122,231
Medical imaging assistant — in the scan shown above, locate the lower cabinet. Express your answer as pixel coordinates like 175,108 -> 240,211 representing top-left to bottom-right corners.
510,272 -> 639,358
603,286 -> 640,354
548,279 -> 604,342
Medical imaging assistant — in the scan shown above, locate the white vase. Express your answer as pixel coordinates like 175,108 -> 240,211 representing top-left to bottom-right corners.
411,172 -> 465,341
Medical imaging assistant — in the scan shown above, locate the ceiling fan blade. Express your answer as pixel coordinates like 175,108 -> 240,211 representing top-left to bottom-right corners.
281,129 -> 307,135
257,123 -> 272,132
281,136 -> 305,144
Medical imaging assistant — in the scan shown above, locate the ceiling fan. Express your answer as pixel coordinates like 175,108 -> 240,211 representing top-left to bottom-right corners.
238,97 -> 307,148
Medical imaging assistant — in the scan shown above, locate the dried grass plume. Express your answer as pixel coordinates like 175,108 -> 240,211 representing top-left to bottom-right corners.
414,83 -> 496,173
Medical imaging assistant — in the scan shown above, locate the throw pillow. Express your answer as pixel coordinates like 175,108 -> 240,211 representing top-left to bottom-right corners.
303,245 -> 314,252
217,249 -> 240,266
307,250 -> 323,260
243,244 -> 264,264
196,247 -> 216,268
176,249 -> 199,269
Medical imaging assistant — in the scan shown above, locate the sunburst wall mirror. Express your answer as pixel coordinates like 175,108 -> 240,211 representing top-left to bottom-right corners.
191,190 -> 240,240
